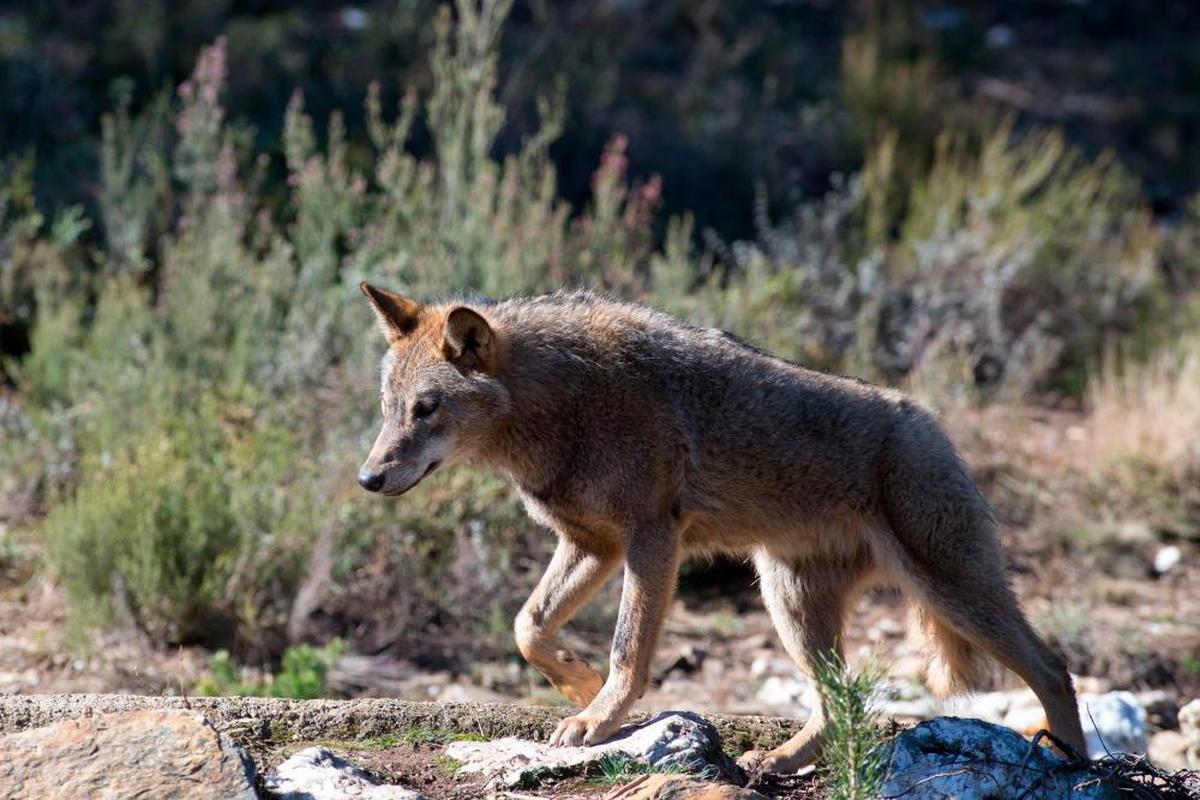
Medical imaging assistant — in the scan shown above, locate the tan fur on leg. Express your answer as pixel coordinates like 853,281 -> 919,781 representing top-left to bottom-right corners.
737,549 -> 869,774
515,537 -> 620,708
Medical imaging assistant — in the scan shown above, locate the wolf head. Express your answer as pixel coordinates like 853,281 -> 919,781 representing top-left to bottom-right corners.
357,283 -> 511,496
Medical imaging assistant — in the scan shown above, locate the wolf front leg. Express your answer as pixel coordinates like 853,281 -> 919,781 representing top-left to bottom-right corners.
549,518 -> 681,746
515,536 -> 622,708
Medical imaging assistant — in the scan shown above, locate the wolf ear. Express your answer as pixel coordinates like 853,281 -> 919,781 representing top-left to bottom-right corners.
360,282 -> 421,343
443,307 -> 494,368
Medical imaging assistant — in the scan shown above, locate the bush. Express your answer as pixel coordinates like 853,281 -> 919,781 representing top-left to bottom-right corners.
41,396 -> 309,645
678,118 -> 1161,400
196,640 -> 346,699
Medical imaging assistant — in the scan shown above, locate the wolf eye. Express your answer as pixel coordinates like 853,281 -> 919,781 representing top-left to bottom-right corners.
412,398 -> 439,421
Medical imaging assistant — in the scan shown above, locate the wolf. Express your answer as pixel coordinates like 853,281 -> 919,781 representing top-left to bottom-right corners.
356,282 -> 1086,772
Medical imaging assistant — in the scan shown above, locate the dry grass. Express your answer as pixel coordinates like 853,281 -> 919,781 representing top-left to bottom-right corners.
1084,337 -> 1200,478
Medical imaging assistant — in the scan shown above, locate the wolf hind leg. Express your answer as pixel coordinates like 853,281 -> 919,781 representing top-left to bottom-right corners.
889,494 -> 1085,751
878,417 -> 1086,754
738,549 -> 868,774
910,566 -> 1086,753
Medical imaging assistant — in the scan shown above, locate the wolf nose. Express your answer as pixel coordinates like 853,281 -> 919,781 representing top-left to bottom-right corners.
357,468 -> 386,492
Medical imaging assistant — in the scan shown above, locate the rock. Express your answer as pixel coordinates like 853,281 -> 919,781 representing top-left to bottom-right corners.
1153,545 -> 1182,575
0,708 -> 256,800
608,773 -> 766,799
0,694 -> 807,762
445,711 -> 733,788
883,717 -> 1119,800
948,688 -> 1149,758
1081,691 -> 1148,758
879,679 -> 937,720
1135,689 -> 1179,730
753,675 -> 811,712
1148,730 -> 1190,771
661,644 -> 708,676
945,687 -> 1046,735
266,746 -> 425,799
1180,698 -> 1200,768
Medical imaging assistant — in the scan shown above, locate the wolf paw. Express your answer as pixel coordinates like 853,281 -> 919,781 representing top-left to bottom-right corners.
548,713 -> 617,747
736,746 -> 818,775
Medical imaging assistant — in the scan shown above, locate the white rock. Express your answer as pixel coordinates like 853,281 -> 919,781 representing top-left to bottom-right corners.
946,687 -> 1043,733
1154,545 -> 1182,574
1148,730 -> 1190,771
266,747 -> 425,800
876,677 -> 936,719
883,717 -> 1115,800
445,711 -> 727,788
754,675 -> 811,711
1080,691 -> 1148,758
748,655 -> 796,679
880,697 -> 937,720
1180,698 -> 1200,768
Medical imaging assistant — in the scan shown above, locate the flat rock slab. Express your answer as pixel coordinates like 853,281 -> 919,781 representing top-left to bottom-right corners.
883,716 -> 1120,800
446,711 -> 734,788
0,708 -> 256,800
266,746 -> 425,799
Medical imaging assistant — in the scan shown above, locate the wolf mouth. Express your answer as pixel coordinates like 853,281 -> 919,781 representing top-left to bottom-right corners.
384,460 -> 441,496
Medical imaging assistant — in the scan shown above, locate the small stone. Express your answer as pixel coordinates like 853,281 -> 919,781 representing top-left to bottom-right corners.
880,697 -> 936,720
1134,689 -> 1179,729
662,644 -> 708,675
0,709 -> 256,800
1154,545 -> 1182,575
946,687 -> 1040,730
753,675 -> 810,711
1081,691 -> 1148,758
748,655 -> 794,679
437,683 -> 509,703
266,746 -> 425,799
445,711 -> 733,788
1179,698 -> 1200,768
1148,730 -> 1189,771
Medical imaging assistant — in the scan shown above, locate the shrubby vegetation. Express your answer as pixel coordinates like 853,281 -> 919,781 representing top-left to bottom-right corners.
1,0 -> 1197,675
197,640 -> 346,699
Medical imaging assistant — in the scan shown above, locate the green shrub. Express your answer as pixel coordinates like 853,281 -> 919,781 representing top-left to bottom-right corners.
196,640 -> 345,699
41,396 -> 309,645
680,117 -> 1161,400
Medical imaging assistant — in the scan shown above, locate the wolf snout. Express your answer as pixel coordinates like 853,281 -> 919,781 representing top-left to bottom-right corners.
357,467 -> 386,492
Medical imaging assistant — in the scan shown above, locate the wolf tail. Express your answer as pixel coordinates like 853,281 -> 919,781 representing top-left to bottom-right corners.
909,601 -> 994,697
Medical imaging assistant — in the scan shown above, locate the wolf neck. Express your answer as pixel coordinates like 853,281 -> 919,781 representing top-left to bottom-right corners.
476,328 -> 595,494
